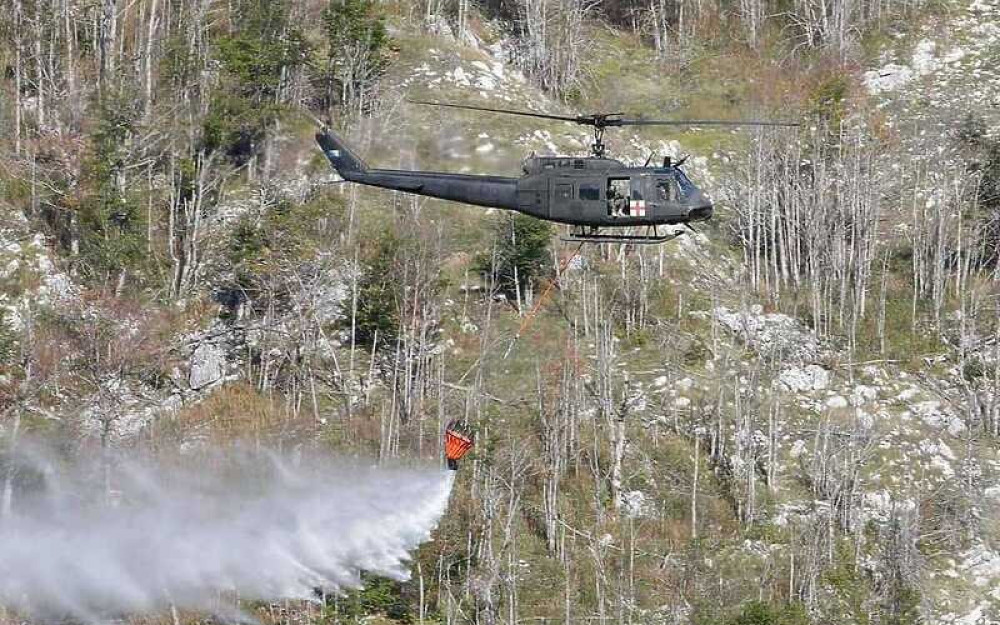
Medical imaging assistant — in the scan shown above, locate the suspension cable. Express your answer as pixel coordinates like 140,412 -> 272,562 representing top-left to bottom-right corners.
503,242 -> 585,358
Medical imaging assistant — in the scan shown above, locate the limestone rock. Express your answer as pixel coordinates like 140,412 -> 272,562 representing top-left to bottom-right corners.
189,342 -> 226,390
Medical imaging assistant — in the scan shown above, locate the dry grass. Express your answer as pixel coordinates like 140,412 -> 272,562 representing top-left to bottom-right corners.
153,381 -> 318,447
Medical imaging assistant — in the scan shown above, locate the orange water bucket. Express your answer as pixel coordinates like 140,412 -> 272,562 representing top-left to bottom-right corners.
445,423 -> 474,470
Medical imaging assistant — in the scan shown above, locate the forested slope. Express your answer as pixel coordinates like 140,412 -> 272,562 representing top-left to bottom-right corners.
1,0 -> 1000,622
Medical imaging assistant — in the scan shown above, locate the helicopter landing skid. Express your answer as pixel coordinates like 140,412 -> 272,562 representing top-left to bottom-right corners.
562,226 -> 683,245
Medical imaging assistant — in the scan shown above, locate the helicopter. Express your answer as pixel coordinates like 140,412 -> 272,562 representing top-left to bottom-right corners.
316,101 -> 798,244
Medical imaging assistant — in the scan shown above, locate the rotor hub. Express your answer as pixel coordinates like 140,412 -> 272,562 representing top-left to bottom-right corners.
591,126 -> 607,158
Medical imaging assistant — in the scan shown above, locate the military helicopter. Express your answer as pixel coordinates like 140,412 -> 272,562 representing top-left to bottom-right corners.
316,101 -> 797,244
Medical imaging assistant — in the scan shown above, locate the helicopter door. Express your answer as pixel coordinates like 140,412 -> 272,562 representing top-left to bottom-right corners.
607,178 -> 630,217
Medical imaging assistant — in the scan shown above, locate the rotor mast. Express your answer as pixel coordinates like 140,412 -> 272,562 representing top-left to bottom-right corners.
591,125 -> 606,157
587,114 -> 620,158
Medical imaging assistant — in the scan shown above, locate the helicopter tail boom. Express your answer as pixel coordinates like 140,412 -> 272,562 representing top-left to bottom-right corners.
316,128 -> 369,178
314,130 -> 522,211
349,169 -> 520,210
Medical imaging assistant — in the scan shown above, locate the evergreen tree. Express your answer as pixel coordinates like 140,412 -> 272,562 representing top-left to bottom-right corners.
77,92 -> 147,288
477,214 -> 553,303
204,0 -> 308,164
351,232 -> 402,350
321,0 -> 390,114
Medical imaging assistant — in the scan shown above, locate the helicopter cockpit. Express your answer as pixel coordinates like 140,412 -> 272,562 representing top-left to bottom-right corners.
607,168 -> 695,218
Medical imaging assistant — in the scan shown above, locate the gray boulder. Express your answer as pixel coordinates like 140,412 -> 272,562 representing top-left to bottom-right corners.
189,342 -> 226,390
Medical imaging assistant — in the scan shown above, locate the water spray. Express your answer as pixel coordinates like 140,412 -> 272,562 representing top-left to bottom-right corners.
0,440 -> 469,622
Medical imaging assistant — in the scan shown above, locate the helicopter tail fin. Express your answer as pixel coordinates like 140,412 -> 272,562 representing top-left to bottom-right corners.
316,128 -> 368,178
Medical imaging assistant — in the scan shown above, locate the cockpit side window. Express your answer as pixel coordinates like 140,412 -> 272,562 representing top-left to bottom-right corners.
555,183 -> 574,200
656,177 -> 679,202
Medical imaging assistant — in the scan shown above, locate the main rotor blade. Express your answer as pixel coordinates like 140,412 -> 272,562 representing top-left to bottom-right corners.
408,100 -> 799,130
408,99 -> 585,124
615,119 -> 800,127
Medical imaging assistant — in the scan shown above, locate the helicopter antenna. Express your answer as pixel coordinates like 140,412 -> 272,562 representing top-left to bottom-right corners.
409,100 -> 799,158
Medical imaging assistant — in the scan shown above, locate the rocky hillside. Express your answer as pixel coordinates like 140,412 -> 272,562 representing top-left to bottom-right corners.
2,0 -> 1000,622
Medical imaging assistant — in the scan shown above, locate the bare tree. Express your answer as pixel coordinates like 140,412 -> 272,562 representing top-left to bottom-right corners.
726,126 -> 884,355
513,0 -> 597,97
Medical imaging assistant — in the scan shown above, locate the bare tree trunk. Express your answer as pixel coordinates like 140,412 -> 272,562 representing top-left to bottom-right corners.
1,408 -> 22,519
33,0 -> 45,131
64,0 -> 77,126
691,433 -> 699,538
13,0 -> 23,154
144,0 -> 159,119
539,367 -> 564,554
610,407 -> 626,511
99,0 -> 118,88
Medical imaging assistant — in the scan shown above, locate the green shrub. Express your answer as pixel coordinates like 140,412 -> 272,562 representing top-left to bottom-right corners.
956,113 -> 1000,266
729,600 -> 810,625
963,357 -> 986,382
0,311 -> 17,366
475,214 -> 553,303
350,232 -> 402,350
321,574 -> 413,622
809,73 -> 851,132
220,193 -> 343,317
976,140 -> 1000,265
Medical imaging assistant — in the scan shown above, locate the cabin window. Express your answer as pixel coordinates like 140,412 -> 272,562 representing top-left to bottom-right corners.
608,178 -> 629,198
579,184 -> 600,201
573,159 -> 585,169
555,184 -> 574,200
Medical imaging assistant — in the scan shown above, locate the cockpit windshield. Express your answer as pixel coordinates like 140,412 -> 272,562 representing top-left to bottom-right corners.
674,169 -> 696,198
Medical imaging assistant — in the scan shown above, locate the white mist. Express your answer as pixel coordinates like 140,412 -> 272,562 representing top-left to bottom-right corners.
0,444 -> 453,621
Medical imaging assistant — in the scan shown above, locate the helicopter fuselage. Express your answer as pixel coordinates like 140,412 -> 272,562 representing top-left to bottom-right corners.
317,130 -> 713,230
513,156 -> 713,227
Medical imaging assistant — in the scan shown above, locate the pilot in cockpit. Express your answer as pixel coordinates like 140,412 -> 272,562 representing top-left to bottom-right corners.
657,176 -> 679,203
